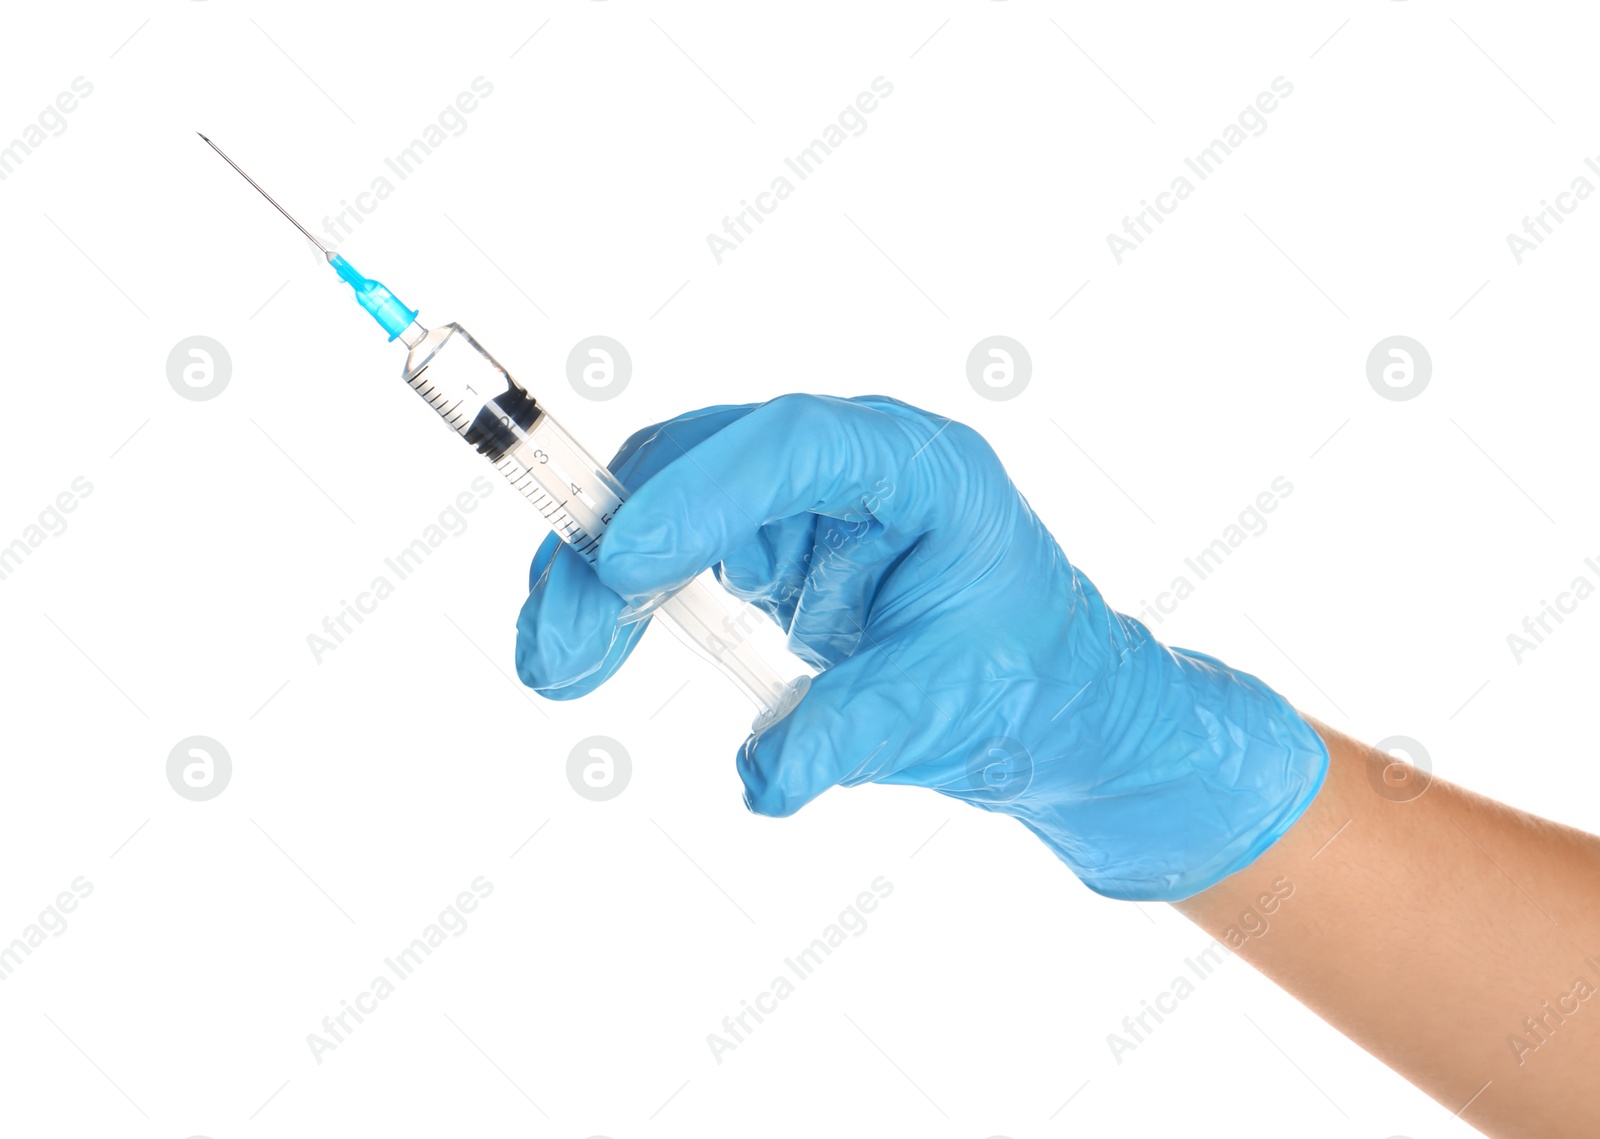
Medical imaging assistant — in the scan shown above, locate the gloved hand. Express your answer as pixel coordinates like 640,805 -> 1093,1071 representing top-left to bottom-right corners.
516,395 -> 1328,901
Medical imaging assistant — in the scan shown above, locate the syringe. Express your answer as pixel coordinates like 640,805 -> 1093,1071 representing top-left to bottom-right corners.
200,134 -> 810,731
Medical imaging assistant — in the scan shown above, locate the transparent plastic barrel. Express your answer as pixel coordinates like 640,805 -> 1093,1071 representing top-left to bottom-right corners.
399,321 -> 808,731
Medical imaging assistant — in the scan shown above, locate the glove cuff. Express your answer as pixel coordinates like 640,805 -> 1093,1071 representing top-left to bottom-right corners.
1018,628 -> 1331,902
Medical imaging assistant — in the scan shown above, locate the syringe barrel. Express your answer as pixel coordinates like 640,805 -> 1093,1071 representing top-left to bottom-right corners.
400,322 -> 808,730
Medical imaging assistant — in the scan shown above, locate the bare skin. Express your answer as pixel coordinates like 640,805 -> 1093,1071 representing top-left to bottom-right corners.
1176,717 -> 1600,1137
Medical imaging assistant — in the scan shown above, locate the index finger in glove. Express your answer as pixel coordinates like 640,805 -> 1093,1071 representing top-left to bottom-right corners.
594,394 -> 973,606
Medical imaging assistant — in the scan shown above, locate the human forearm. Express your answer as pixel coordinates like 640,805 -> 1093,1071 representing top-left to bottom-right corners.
1176,718 -> 1600,1137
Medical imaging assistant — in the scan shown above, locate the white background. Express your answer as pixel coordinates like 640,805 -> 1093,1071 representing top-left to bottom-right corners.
0,2 -> 1594,1136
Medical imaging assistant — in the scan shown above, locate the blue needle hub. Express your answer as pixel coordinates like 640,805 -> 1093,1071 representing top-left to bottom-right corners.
329,254 -> 418,341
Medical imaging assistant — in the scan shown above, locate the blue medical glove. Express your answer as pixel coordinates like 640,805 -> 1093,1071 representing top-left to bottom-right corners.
516,395 -> 1328,902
